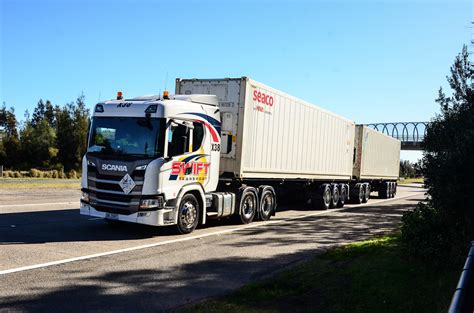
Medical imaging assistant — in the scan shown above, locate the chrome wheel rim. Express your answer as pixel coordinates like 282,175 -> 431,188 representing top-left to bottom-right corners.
242,194 -> 256,219
181,201 -> 197,229
262,193 -> 274,215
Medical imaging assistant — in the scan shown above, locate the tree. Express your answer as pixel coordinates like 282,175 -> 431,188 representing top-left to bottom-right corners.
399,160 -> 415,178
0,105 -> 21,168
401,45 -> 474,265
20,119 -> 57,168
31,99 -> 46,127
56,94 -> 90,171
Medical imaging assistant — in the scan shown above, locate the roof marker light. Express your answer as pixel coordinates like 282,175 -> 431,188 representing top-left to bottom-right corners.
163,90 -> 169,99
117,91 -> 123,100
95,104 -> 104,112
145,105 -> 157,113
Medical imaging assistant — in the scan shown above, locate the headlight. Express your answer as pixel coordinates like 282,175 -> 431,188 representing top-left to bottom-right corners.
81,192 -> 90,203
139,196 -> 164,210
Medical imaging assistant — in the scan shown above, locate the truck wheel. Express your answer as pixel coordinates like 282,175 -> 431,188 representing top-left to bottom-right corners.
393,182 -> 397,197
176,194 -> 200,234
311,185 -> 331,210
337,185 -> 347,208
259,187 -> 276,221
237,187 -> 258,224
351,183 -> 364,204
362,183 -> 370,203
379,183 -> 389,199
330,185 -> 340,208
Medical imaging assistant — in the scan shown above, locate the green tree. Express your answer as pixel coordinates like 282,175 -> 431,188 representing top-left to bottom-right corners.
0,105 -> 21,168
56,94 -> 90,171
399,160 -> 415,178
20,119 -> 57,168
401,45 -> 474,265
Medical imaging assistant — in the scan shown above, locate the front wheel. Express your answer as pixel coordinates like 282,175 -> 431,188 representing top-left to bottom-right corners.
177,194 -> 200,234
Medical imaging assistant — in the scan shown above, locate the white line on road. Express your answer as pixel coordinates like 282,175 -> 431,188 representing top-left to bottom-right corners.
0,194 -> 417,276
0,202 -> 78,208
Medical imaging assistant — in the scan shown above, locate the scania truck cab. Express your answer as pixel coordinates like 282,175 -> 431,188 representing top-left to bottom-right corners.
80,92 -> 236,234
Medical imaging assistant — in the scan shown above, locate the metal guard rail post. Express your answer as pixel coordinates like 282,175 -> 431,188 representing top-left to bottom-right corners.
449,241 -> 474,313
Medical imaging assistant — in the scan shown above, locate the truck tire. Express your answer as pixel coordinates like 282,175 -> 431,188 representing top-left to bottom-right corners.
362,183 -> 370,203
337,185 -> 347,208
259,186 -> 276,221
311,185 -> 331,210
330,185 -> 340,208
176,193 -> 200,234
393,182 -> 397,197
351,183 -> 364,204
379,182 -> 389,199
236,187 -> 258,224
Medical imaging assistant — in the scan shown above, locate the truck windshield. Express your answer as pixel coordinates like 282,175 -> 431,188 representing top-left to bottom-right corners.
88,117 -> 166,158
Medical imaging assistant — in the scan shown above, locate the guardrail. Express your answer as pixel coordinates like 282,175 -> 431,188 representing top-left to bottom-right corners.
449,241 -> 474,313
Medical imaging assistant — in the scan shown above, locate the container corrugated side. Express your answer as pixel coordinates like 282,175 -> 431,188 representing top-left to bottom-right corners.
238,78 -> 355,180
353,125 -> 401,180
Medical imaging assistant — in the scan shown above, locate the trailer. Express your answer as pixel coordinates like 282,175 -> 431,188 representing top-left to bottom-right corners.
350,125 -> 401,202
79,77 -> 400,234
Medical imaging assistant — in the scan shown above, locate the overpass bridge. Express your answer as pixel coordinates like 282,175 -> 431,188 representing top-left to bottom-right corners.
366,122 -> 429,150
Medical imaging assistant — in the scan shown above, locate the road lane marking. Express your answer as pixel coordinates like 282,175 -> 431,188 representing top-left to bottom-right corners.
0,193 -> 419,276
0,202 -> 78,208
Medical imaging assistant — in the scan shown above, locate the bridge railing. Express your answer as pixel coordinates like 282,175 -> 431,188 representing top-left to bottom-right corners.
366,122 -> 429,144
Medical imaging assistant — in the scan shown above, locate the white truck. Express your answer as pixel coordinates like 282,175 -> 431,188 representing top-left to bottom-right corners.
80,77 -> 400,233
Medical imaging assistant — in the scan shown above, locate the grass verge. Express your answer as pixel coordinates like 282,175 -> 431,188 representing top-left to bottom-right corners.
0,178 -> 80,189
183,235 -> 458,313
398,177 -> 424,184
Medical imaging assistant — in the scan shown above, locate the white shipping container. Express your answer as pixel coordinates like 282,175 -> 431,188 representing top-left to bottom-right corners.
353,125 -> 401,180
176,77 -> 355,181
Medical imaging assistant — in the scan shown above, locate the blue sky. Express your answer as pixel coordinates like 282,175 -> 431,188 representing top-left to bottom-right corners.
1,0 -> 472,161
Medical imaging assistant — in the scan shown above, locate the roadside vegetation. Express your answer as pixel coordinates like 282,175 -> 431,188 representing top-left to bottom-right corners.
0,178 -> 80,189
400,45 -> 474,266
0,95 -> 89,173
183,235 -> 458,313
397,177 -> 424,184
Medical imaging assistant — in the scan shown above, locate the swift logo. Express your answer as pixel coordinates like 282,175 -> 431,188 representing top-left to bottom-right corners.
101,164 -> 128,172
171,162 -> 210,176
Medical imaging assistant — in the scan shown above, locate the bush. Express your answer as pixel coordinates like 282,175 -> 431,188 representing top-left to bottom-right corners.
401,46 -> 474,266
67,170 -> 77,179
401,203 -> 465,267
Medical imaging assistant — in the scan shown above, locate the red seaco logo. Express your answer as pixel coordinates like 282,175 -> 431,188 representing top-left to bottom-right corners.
171,162 -> 210,176
252,90 -> 274,107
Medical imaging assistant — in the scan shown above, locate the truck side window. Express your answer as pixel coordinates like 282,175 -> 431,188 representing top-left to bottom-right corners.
192,122 -> 204,151
168,124 -> 189,157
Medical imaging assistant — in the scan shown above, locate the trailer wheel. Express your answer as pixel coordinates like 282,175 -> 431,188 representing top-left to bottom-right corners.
176,193 -> 200,234
362,183 -> 370,203
311,185 -> 331,210
259,186 -> 276,221
390,182 -> 396,198
351,183 -> 364,204
237,187 -> 258,224
337,185 -> 347,208
393,182 -> 397,197
330,185 -> 340,208
379,182 -> 389,199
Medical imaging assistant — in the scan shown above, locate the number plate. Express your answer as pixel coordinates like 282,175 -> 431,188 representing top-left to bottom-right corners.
105,213 -> 119,220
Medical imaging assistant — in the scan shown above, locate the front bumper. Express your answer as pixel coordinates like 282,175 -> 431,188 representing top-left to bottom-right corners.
80,202 -> 175,226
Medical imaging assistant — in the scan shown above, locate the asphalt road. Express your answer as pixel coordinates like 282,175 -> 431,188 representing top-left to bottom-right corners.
0,184 -> 425,312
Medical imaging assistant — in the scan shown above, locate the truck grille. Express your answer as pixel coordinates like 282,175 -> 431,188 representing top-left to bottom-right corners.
87,166 -> 145,215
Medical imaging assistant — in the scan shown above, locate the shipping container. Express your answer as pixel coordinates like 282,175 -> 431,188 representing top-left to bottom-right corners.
176,77 -> 355,181
353,125 -> 401,180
